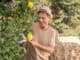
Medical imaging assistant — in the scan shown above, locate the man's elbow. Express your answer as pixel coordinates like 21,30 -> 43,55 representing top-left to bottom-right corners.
50,48 -> 54,53
48,46 -> 54,53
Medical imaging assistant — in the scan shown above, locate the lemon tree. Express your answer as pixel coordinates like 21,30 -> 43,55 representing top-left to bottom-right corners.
0,0 -> 37,60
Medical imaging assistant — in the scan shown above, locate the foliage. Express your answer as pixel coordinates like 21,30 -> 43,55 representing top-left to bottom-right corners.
0,38 -> 24,60
0,0 -> 36,60
50,0 -> 80,36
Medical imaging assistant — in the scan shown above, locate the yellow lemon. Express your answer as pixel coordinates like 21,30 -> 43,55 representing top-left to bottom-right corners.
27,2 -> 33,9
27,32 -> 33,41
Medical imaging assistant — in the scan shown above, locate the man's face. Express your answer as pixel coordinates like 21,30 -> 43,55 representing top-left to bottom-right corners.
38,12 -> 51,28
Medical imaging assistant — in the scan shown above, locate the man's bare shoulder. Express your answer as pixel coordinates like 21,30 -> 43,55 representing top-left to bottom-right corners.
32,22 -> 39,27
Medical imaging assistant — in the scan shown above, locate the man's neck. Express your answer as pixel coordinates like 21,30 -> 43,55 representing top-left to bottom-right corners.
41,25 -> 49,30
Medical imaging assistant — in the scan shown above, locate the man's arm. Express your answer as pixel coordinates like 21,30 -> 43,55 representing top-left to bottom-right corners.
30,40 -> 54,53
36,42 -> 54,53
30,30 -> 59,54
35,30 -> 59,53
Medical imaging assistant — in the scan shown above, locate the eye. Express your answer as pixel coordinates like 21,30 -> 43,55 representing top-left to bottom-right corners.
42,17 -> 45,20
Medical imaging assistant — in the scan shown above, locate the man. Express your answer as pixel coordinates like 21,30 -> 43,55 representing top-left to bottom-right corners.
25,6 -> 59,60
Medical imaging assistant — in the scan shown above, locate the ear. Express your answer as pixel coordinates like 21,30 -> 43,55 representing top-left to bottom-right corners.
47,14 -> 53,19
50,14 -> 53,19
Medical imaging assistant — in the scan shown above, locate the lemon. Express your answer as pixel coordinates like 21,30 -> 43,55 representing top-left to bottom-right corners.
27,32 -> 33,41
27,2 -> 33,9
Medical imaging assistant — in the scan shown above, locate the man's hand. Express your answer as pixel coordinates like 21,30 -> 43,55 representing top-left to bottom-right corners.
29,36 -> 38,46
30,40 -> 38,47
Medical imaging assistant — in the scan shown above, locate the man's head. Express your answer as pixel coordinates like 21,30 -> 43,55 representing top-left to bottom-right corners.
37,6 -> 53,29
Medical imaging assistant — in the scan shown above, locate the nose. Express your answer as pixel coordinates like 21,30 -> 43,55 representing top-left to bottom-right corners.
39,18 -> 43,22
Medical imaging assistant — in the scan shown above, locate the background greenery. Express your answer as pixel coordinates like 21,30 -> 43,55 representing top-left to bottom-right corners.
0,0 -> 80,60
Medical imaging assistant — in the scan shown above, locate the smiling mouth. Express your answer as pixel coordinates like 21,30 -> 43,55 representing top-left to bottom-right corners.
39,23 -> 45,28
